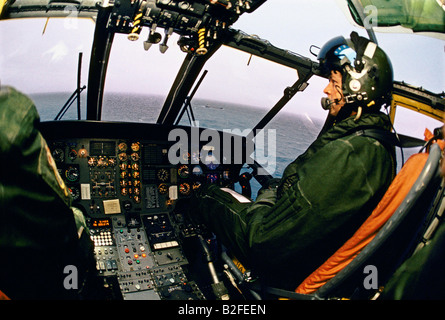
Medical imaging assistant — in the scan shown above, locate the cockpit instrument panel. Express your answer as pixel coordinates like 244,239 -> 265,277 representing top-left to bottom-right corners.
40,121 -> 243,300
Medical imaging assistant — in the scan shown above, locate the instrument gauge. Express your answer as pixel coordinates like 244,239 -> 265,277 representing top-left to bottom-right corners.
119,162 -> 128,171
97,156 -> 108,167
158,183 -> 168,194
68,186 -> 80,201
178,164 -> 189,178
201,149 -> 219,170
192,165 -> 203,176
131,152 -> 140,162
52,148 -> 64,163
157,168 -> 169,181
118,152 -> 128,162
178,1 -> 190,10
131,142 -> 140,152
179,182 -> 191,195
68,149 -> 77,161
88,157 -> 97,167
118,142 -> 128,152
108,157 -> 116,167
193,181 -> 202,190
65,166 -> 80,182
206,173 -> 218,184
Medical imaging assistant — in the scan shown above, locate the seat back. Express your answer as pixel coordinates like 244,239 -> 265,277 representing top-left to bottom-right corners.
295,143 -> 442,299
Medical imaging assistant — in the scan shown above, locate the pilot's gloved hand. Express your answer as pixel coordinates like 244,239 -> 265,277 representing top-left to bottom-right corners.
257,177 -> 281,196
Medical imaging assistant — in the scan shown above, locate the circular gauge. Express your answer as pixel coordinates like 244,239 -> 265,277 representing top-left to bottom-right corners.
88,157 -> 97,167
206,162 -> 219,170
118,142 -> 128,152
118,153 -> 128,162
206,173 -> 218,184
120,180 -> 128,187
179,182 -> 191,195
193,181 -> 202,190
132,171 -> 140,179
192,165 -> 203,176
97,156 -> 108,167
131,152 -> 140,162
120,171 -> 128,179
133,179 -> 140,187
191,151 -> 200,163
131,142 -> 140,152
178,164 -> 189,179
68,186 -> 80,201
78,147 -> 88,158
157,168 -> 169,181
65,166 -> 80,182
182,152 -> 190,162
201,150 -> 219,170
119,162 -> 128,171
121,187 -> 128,196
68,149 -> 77,161
131,163 -> 140,171
108,157 -> 116,167
158,183 -> 168,194
133,195 -> 141,203
178,1 -> 190,10
52,148 -> 64,163
134,187 -> 140,196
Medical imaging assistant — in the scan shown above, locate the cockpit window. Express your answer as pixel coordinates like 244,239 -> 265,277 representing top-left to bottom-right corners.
175,45 -> 303,131
0,18 -> 95,121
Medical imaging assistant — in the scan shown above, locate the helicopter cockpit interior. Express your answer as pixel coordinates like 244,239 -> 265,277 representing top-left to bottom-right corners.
1,0 -> 444,303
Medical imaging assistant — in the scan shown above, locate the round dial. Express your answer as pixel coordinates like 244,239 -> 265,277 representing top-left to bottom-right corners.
51,148 -> 64,163
65,166 -> 80,182
68,186 -> 80,201
131,142 -> 140,152
179,182 -> 191,195
118,142 -> 128,152
157,168 -> 169,181
178,165 -> 189,178
158,183 -> 168,194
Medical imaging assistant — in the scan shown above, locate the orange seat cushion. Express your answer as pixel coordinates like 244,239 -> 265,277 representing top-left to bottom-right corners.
296,153 -> 429,294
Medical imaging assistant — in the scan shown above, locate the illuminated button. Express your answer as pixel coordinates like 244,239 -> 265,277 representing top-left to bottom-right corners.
134,254 -> 139,259
124,247 -> 130,253
142,253 -> 147,258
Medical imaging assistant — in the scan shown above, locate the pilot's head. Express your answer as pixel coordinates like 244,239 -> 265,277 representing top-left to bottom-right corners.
318,32 -> 393,121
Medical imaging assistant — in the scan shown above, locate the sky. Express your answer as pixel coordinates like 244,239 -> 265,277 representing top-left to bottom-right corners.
0,0 -> 444,135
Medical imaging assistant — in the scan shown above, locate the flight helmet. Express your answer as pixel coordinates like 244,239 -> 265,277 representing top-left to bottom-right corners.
317,32 -> 393,113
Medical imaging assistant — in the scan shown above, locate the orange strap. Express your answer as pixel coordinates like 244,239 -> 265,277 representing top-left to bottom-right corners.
296,152 -> 429,294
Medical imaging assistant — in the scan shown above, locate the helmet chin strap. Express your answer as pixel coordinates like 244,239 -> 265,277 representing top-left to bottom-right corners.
354,106 -> 363,122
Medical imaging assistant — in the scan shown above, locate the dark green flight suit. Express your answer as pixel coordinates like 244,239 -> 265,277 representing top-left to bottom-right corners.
192,112 -> 394,290
0,87 -> 95,299
381,222 -> 445,300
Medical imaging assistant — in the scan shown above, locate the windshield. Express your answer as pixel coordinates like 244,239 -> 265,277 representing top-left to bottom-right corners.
1,0 -> 443,142
0,18 -> 94,120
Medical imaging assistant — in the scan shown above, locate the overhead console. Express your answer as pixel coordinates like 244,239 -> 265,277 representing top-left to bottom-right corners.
105,0 -> 267,54
39,120 -> 246,300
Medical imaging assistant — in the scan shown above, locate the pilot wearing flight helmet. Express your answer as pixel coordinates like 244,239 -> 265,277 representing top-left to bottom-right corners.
189,32 -> 396,290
